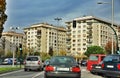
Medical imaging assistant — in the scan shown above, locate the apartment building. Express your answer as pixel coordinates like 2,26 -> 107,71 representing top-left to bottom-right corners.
1,31 -> 24,55
23,23 -> 66,54
66,16 -> 119,55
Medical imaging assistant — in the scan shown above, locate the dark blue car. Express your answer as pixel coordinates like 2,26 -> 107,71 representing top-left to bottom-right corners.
98,54 -> 120,78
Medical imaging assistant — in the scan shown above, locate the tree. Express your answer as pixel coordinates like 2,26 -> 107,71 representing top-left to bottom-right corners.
40,52 -> 51,61
0,48 -> 4,57
5,51 -> 13,58
34,52 -> 40,56
59,50 -> 67,56
85,46 -> 106,57
105,41 -> 116,54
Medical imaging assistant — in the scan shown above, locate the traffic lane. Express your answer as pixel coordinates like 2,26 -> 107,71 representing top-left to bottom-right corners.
81,67 -> 102,78
35,67 -> 103,78
0,69 -> 44,78
0,67 -> 103,78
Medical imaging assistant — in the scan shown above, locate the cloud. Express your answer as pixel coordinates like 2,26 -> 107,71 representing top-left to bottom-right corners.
4,0 -> 120,32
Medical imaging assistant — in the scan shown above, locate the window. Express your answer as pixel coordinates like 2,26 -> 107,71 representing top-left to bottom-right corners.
73,35 -> 76,38
77,48 -> 81,50
73,44 -> 75,46
73,40 -> 76,42
77,39 -> 81,42
89,55 -> 98,61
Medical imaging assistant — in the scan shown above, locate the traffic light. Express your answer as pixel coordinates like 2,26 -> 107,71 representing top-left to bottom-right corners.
49,47 -> 53,56
19,43 -> 22,50
73,20 -> 76,28
19,43 -> 22,54
19,43 -> 22,68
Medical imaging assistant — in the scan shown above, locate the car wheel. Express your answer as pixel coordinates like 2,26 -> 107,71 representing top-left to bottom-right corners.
37,68 -> 41,71
24,68 -> 27,71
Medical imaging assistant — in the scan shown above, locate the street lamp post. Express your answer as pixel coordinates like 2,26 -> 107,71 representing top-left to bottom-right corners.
54,17 -> 62,55
98,0 -> 116,54
10,27 -> 19,67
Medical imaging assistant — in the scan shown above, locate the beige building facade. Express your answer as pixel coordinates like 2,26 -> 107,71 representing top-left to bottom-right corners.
1,31 -> 24,55
66,16 -> 119,55
24,23 -> 66,54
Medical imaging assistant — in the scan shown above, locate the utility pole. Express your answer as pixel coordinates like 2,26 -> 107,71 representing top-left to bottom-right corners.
97,0 -> 115,54
54,17 -> 62,55
10,27 -> 19,67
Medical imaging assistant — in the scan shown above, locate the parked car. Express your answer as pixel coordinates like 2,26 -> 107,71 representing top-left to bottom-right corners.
2,58 -> 17,65
99,54 -> 120,78
24,56 -> 43,71
0,58 -> 3,65
80,60 -> 87,66
44,56 -> 81,78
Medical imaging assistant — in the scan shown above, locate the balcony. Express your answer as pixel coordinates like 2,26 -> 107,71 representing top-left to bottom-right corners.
87,26 -> 92,29
66,38 -> 71,41
36,34 -> 41,37
67,45 -> 71,48
66,32 -> 71,35
37,43 -> 41,47
67,29 -> 71,32
87,39 -> 93,43
66,24 -> 71,27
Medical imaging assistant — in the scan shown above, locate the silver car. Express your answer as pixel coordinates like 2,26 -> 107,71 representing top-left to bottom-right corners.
24,56 -> 42,71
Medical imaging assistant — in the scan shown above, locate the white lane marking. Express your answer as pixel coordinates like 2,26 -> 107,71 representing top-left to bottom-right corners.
32,71 -> 44,78
0,70 -> 23,77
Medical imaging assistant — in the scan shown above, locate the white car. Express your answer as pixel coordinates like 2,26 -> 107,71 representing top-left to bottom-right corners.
24,56 -> 43,71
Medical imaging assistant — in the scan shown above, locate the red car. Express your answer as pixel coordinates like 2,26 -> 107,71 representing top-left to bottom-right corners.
87,54 -> 106,71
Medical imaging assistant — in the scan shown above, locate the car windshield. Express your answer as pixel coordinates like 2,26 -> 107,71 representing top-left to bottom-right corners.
26,57 -> 38,61
50,56 -> 76,64
103,55 -> 120,62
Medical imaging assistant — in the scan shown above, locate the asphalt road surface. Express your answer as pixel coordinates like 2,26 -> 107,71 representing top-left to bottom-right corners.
0,67 -> 103,78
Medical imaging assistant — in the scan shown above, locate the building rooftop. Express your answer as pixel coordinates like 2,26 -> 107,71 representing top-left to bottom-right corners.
66,15 -> 119,26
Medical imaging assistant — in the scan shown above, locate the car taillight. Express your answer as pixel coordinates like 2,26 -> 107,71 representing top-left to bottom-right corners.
117,64 -> 120,70
101,63 -> 104,68
72,66 -> 81,73
45,66 -> 54,72
38,60 -> 40,65
24,61 -> 26,65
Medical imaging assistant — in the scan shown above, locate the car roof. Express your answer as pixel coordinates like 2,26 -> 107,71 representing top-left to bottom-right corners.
107,54 -> 120,56
26,56 -> 40,57
53,56 -> 74,58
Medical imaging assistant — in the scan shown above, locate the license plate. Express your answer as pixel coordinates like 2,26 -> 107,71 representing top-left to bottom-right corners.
107,65 -> 114,68
57,68 -> 69,71
95,66 -> 101,68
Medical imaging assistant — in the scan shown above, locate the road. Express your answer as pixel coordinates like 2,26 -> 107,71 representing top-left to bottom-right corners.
0,67 -> 103,78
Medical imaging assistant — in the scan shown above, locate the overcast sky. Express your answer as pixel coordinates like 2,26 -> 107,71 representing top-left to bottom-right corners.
4,0 -> 120,32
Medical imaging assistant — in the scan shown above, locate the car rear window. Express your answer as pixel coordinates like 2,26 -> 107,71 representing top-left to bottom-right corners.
50,56 -> 76,64
103,55 -> 120,62
26,57 -> 38,61
89,55 -> 98,61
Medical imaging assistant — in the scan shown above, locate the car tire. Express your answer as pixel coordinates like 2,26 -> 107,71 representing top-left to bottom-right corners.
38,68 -> 42,71
24,68 -> 27,71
